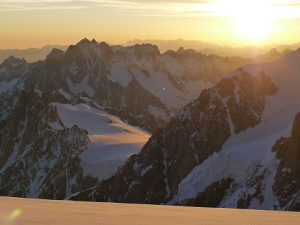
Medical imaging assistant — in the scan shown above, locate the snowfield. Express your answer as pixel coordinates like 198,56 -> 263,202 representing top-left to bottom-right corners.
1,197 -> 300,225
53,103 -> 150,181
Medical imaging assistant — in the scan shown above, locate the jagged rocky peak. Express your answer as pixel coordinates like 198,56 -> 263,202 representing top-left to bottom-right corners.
272,112 -> 300,210
269,48 -> 280,55
179,49 -> 199,58
65,38 -> 113,62
97,41 -> 114,59
91,38 -> 97,44
266,48 -> 282,61
0,55 -> 28,82
177,68 -> 277,134
65,38 -> 93,54
176,47 -> 185,54
77,37 -> 91,46
129,43 -> 161,58
162,49 -> 177,58
76,38 -> 110,49
46,48 -> 65,61
0,56 -> 27,69
221,70 -> 277,134
179,48 -> 209,60
282,48 -> 293,55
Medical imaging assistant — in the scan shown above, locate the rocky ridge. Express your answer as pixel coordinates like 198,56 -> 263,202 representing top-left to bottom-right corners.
0,88 -> 98,199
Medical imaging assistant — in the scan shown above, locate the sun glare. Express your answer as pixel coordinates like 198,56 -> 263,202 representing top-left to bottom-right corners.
236,15 -> 272,41
215,0 -> 274,42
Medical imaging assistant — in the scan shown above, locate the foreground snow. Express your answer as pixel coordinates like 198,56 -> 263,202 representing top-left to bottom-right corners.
1,197 -> 300,225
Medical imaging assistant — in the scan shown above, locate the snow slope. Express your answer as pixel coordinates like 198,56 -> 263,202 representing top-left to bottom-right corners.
130,55 -> 214,112
1,197 -> 300,225
53,103 -> 150,181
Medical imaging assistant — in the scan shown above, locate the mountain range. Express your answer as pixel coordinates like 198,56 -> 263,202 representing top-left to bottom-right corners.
0,38 -> 256,133
1,38 -> 243,199
70,47 -> 300,211
0,45 -> 69,64
126,39 -> 300,58
1,39 -> 300,211
1,38 -> 297,65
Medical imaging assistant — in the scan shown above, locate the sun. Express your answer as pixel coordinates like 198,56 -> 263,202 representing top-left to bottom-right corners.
236,15 -> 272,41
234,0 -> 273,42
215,0 -> 274,42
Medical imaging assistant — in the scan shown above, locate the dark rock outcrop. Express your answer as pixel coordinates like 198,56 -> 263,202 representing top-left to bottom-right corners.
0,89 -> 98,199
272,112 -> 300,210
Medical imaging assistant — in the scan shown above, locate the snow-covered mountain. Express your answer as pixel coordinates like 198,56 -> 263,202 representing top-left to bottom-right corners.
71,48 -> 300,211
3,38 -> 300,209
1,38 -> 243,199
0,45 -> 69,64
126,39 -> 300,58
0,38 -> 249,133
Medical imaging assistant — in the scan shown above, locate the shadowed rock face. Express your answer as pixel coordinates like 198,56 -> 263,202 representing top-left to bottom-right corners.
0,56 -> 28,83
71,70 -> 277,204
0,89 -> 98,199
272,112 -> 300,210
217,70 -> 278,133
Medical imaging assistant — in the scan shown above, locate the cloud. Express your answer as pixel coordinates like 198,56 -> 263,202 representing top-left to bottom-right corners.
0,1 -> 89,11
1,0 -> 300,18
0,0 -> 220,16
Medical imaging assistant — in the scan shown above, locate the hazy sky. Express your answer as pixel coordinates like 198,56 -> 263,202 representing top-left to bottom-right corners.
1,0 -> 300,49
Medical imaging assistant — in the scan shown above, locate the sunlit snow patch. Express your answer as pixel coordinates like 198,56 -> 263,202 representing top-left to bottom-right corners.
52,103 -> 150,181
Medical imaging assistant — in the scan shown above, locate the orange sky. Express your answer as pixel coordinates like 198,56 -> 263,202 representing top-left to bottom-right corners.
1,0 -> 300,49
